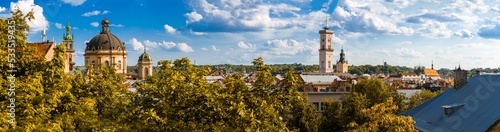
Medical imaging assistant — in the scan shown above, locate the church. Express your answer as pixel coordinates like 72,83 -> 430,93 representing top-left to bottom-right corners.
29,18 -> 153,80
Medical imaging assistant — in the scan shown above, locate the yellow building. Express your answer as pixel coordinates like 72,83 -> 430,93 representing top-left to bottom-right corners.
84,18 -> 127,75
137,49 -> 153,80
336,47 -> 348,73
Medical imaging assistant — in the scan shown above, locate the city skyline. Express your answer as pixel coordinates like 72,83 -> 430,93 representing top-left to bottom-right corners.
1,0 -> 500,69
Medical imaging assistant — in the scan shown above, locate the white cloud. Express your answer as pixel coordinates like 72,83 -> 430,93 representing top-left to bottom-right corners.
110,24 -> 123,27
129,38 -> 194,53
186,0 -> 321,32
201,47 -> 208,51
164,24 -> 177,34
10,0 -> 49,32
143,40 -> 160,48
264,39 -> 318,55
332,1 -> 414,35
90,22 -> 99,27
62,0 -> 86,6
177,43 -> 195,53
454,29 -> 473,38
492,5 -> 500,12
128,38 -> 144,51
189,30 -> 207,35
0,7 -> 6,12
55,23 -> 63,29
394,47 -> 423,58
395,41 -> 412,46
102,10 -> 109,14
417,20 -> 452,38
237,41 -> 256,49
184,11 -> 203,24
211,45 -> 220,51
82,10 -> 100,17
454,43 -> 487,49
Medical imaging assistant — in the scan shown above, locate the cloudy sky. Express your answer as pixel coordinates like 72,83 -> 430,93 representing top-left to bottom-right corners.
1,0 -> 500,69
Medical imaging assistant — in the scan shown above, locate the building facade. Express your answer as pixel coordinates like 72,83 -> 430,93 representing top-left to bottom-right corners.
84,18 -> 127,75
318,27 -> 334,73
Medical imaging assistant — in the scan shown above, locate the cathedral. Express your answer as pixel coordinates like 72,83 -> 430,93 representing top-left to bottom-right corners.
58,18 -> 153,80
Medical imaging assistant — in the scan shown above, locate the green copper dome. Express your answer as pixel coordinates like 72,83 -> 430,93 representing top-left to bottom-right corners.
138,49 -> 152,61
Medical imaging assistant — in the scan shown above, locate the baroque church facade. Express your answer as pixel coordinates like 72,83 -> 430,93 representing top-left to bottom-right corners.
59,18 -> 152,80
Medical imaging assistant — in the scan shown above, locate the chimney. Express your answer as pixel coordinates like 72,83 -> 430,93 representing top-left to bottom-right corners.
442,103 -> 464,117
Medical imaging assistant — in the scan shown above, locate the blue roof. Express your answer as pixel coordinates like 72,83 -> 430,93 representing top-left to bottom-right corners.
401,75 -> 500,132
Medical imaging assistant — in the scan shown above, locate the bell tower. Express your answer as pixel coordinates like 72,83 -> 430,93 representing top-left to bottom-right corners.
318,19 -> 334,73
63,20 -> 75,73
336,47 -> 348,73
138,48 -> 153,80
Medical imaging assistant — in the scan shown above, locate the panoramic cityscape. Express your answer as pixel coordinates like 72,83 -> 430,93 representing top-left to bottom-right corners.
2,0 -> 500,131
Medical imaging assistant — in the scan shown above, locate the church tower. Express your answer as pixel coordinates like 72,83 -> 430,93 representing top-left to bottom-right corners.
138,49 -> 153,80
318,21 -> 334,73
453,65 -> 467,89
336,47 -> 348,73
63,20 -> 75,73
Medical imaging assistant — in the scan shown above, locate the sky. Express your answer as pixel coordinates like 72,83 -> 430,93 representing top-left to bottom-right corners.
1,0 -> 500,69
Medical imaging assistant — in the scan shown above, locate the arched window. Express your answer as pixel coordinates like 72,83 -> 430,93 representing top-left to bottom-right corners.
69,57 -> 72,62
328,61 -> 331,68
145,67 -> 149,76
92,61 -> 96,67
105,61 -> 109,67
118,61 -> 122,69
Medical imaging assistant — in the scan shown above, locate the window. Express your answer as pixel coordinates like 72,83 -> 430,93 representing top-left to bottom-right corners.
328,61 -> 331,68
118,61 -> 122,69
313,102 -> 320,111
145,67 -> 149,76
92,61 -> 96,67
69,58 -> 72,62
105,61 -> 109,67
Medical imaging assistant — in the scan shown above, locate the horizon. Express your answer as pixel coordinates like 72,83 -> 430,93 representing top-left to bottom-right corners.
2,0 -> 500,70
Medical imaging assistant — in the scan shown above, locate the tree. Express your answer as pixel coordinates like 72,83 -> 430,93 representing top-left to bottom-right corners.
321,79 -> 416,131
347,98 -> 417,132
406,89 -> 441,110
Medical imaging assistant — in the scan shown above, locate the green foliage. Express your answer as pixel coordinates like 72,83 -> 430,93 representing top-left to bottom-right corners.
348,64 -> 414,75
321,79 -> 416,131
406,89 -> 442,110
347,98 -> 418,132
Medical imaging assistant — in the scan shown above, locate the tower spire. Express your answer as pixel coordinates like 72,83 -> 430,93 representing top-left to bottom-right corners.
64,18 -> 72,41
324,17 -> 329,29
431,60 -> 434,70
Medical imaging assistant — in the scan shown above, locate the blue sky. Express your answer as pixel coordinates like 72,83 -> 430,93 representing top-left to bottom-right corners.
2,0 -> 500,69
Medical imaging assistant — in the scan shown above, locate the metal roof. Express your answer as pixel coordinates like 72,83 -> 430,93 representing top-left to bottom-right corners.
300,74 -> 342,85
401,75 -> 500,132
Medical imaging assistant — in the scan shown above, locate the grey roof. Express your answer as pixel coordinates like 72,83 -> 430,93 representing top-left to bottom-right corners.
401,75 -> 500,132
300,74 -> 342,85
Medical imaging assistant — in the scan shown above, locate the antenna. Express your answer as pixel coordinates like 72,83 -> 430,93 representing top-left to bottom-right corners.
41,30 -> 47,42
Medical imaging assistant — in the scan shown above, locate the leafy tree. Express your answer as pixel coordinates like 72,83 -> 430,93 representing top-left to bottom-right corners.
321,79 -> 416,131
347,98 -> 417,132
406,89 -> 442,110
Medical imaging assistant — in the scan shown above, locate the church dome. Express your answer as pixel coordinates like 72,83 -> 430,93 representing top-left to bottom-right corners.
85,18 -> 125,51
138,50 -> 152,61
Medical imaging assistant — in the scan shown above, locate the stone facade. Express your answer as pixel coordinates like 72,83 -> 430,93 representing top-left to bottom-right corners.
318,27 -> 334,73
